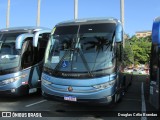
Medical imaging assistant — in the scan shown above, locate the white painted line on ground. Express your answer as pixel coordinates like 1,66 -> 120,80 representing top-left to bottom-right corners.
141,82 -> 147,120
25,100 -> 47,108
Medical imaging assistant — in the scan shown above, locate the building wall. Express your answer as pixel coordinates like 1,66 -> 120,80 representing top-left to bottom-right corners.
135,31 -> 151,38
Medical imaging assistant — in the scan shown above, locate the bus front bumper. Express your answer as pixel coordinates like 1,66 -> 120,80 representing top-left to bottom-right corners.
0,85 -> 29,97
42,87 -> 115,105
42,91 -> 114,105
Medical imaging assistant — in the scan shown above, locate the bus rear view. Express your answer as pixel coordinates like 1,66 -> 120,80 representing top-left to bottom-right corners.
42,18 -> 129,104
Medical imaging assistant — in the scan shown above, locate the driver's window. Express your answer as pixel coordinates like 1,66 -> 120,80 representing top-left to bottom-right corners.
21,40 -> 34,69
36,33 -> 50,63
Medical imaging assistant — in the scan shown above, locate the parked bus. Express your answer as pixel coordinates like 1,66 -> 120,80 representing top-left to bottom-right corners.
0,27 -> 50,96
149,17 -> 160,110
42,18 -> 131,104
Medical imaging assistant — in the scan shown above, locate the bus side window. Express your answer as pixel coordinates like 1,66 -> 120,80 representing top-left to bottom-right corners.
0,44 -> 12,55
21,40 -> 34,69
37,33 -> 49,63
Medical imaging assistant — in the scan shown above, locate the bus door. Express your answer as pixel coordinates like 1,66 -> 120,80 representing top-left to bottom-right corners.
21,38 -> 39,91
16,33 -> 38,93
149,44 -> 159,110
28,30 -> 50,89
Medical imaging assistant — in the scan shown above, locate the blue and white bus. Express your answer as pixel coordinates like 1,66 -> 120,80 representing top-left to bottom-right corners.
42,18 -> 131,104
0,27 -> 50,96
149,17 -> 160,110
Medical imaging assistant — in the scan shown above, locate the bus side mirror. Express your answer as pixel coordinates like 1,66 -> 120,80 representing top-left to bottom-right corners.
115,23 -> 123,43
33,30 -> 51,47
16,34 -> 34,49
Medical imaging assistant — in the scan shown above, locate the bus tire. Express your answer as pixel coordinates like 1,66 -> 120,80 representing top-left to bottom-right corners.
114,92 -> 122,103
17,85 -> 29,96
36,88 -> 42,95
123,76 -> 127,92
129,75 -> 133,86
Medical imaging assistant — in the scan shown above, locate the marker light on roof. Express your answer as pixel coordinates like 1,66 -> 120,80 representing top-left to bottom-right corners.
75,20 -> 87,23
1,30 -> 9,32
34,29 -> 42,31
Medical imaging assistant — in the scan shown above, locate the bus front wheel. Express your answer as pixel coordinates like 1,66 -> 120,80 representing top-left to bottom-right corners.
114,92 -> 122,103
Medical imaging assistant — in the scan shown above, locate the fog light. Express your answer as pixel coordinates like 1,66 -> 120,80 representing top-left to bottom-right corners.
107,96 -> 112,102
11,89 -> 16,93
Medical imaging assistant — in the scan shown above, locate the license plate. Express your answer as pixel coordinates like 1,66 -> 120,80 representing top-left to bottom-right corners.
29,88 -> 37,94
64,96 -> 77,102
150,86 -> 153,95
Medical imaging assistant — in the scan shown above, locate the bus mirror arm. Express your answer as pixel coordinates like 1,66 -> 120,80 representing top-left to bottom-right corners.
33,30 -> 51,47
16,34 -> 34,49
115,23 -> 123,43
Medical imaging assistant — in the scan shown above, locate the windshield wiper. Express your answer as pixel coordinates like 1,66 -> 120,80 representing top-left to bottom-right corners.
0,34 -> 4,51
54,36 -> 77,72
73,37 -> 94,77
53,38 -> 94,77
77,48 -> 94,77
54,50 -> 70,71
0,42 -> 2,51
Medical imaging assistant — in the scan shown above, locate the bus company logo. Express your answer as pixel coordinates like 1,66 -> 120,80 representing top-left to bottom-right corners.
62,73 -> 80,77
68,86 -> 73,92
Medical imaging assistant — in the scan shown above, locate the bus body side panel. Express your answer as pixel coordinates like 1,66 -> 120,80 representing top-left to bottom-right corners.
0,63 -> 42,96
22,63 -> 42,89
149,81 -> 159,109
149,17 -> 160,110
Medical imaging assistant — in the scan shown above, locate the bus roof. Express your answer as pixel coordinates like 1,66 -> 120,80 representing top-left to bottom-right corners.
0,26 -> 50,34
154,17 -> 160,22
56,17 -> 121,27
152,17 -> 160,45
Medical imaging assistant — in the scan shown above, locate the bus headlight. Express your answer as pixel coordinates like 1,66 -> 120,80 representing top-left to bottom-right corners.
42,79 -> 52,85
2,74 -> 27,85
93,80 -> 116,90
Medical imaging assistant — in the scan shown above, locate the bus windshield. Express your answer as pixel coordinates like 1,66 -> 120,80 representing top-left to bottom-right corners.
0,33 -> 22,71
44,23 -> 116,77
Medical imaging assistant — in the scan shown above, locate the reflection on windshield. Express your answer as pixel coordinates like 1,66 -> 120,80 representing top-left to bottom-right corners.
80,33 -> 114,71
0,33 -> 21,71
44,23 -> 116,77
45,34 -> 114,72
45,34 -> 77,70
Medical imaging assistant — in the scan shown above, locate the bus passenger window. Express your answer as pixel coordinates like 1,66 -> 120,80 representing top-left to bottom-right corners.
0,45 -> 12,55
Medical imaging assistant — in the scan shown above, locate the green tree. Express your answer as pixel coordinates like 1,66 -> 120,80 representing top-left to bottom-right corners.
124,35 -> 151,65
123,40 -> 134,66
